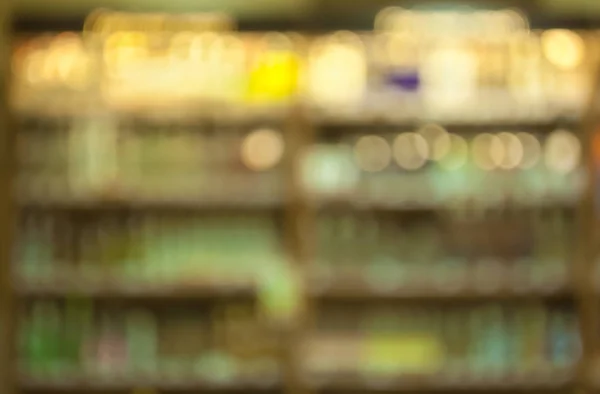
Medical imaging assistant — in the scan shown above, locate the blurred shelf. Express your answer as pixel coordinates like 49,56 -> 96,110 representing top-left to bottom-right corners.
309,195 -> 581,212
13,95 -> 582,130
18,189 -> 582,213
17,278 -> 256,299
13,4 -> 600,33
309,96 -> 582,128
14,99 -> 293,124
19,193 -> 284,210
313,116 -> 580,133
310,281 -> 572,301
19,191 -> 582,212
20,374 -> 281,391
305,370 -> 575,391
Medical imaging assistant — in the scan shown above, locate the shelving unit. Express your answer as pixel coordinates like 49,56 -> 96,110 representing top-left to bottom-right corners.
291,19 -> 597,394
3,6 -> 600,394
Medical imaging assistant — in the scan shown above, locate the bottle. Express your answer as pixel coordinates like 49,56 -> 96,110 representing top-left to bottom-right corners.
126,309 -> 158,374
63,298 -> 92,372
375,33 -> 421,95
548,311 -> 580,369
443,308 -> 469,375
481,306 -> 509,376
95,312 -> 128,378
19,215 -> 53,282
28,302 -> 62,376
521,304 -> 547,371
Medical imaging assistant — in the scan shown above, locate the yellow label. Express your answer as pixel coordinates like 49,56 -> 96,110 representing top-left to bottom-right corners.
363,334 -> 445,374
247,51 -> 300,102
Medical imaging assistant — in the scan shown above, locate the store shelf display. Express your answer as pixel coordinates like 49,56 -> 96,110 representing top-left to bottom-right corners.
6,6 -> 600,394
304,304 -> 579,387
19,301 -> 282,388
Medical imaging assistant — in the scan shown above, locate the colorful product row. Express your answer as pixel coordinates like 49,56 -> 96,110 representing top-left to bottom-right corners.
17,121 -> 585,207
307,304 -> 579,376
302,130 -> 585,203
20,301 -> 281,382
18,122 -> 284,199
18,214 -> 283,285
12,28 -> 594,119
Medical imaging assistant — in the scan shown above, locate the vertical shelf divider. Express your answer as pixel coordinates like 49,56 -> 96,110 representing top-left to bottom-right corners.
577,59 -> 600,391
0,1 -> 16,394
283,103 -> 314,394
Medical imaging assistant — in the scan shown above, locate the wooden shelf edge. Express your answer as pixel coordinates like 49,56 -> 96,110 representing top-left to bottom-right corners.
305,371 -> 575,391
19,375 -> 282,391
17,280 -> 257,299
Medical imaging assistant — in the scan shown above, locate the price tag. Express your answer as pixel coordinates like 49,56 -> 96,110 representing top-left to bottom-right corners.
363,334 -> 444,375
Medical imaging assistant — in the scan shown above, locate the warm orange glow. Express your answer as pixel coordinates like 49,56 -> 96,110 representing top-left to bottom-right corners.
542,29 -> 585,70
241,129 -> 285,171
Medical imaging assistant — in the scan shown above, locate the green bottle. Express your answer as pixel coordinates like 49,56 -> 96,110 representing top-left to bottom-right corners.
20,217 -> 53,281
127,309 -> 158,374
63,299 -> 91,372
27,302 -> 62,376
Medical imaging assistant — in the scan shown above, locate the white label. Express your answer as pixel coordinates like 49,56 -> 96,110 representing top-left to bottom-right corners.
70,117 -> 119,195
421,44 -> 478,113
